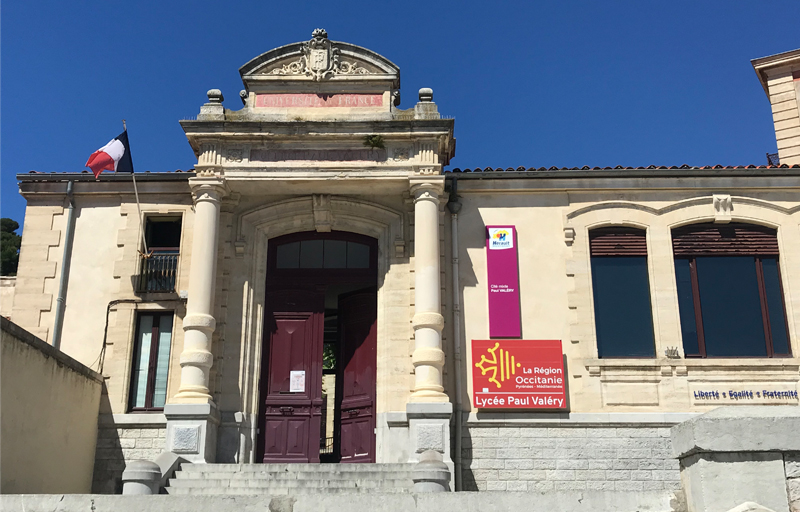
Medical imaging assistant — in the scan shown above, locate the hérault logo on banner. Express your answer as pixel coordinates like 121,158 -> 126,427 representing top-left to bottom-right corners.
488,227 -> 513,250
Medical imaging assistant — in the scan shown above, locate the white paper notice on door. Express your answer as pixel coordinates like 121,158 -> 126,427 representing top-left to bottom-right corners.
289,371 -> 305,392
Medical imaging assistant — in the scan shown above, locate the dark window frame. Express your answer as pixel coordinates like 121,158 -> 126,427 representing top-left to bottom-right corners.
589,227 -> 657,359
267,231 -> 378,285
672,223 -> 791,359
128,311 -> 174,412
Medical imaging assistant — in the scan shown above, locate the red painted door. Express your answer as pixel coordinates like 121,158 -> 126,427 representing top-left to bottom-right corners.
262,289 -> 324,463
336,289 -> 377,463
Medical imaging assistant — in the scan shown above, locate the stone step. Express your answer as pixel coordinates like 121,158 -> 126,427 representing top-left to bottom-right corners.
168,478 -> 411,489
173,470 -> 414,480
177,463 -> 413,474
165,486 -> 410,495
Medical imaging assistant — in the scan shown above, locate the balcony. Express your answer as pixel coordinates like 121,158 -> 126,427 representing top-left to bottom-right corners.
135,249 -> 179,293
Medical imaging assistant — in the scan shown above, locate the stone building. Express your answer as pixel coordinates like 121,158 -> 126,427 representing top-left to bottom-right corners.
7,32 -> 800,500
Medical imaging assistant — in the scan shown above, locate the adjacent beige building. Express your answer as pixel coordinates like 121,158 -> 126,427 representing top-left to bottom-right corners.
6,33 -> 800,494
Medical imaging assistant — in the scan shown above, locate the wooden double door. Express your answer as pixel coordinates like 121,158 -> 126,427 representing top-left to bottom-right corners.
258,232 -> 378,464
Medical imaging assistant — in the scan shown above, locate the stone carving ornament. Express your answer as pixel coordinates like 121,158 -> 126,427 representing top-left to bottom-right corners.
270,29 -> 372,80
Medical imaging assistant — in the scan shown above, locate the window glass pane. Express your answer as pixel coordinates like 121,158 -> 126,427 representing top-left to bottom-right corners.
323,240 -> 347,268
762,258 -> 790,355
146,217 -> 182,248
696,256 -> 767,357
347,242 -> 370,268
131,315 -> 154,408
675,259 -> 700,356
276,242 -> 300,268
300,240 -> 323,268
591,256 -> 655,357
153,315 -> 173,408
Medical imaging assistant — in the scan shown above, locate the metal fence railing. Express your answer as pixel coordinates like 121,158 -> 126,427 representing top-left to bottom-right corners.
136,251 -> 179,293
320,436 -> 334,455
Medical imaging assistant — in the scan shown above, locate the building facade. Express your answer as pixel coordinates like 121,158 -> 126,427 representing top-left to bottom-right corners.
8,33 -> 800,494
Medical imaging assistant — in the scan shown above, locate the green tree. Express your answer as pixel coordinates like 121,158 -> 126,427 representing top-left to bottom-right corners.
1,218 -> 21,276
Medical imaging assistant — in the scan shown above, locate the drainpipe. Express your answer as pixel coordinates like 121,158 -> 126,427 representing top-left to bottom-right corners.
52,180 -> 76,350
446,177 -> 463,491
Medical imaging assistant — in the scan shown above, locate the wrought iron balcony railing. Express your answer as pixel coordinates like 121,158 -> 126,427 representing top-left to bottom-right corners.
136,249 -> 179,293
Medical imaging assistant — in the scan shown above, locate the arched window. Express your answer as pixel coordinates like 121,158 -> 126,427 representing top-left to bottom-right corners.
589,227 -> 656,358
672,223 -> 790,358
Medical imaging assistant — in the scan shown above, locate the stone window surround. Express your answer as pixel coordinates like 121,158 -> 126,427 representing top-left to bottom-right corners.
565,195 -> 800,366
105,301 -> 185,415
138,211 -> 187,290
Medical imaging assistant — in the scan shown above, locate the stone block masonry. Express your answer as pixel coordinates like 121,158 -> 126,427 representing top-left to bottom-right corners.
461,425 -> 680,492
787,453 -> 800,512
92,422 -> 166,494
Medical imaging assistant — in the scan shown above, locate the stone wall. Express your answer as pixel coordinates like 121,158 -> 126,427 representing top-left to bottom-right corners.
1,317 -> 102,493
786,453 -> 800,512
92,415 -> 166,494
461,424 -> 680,492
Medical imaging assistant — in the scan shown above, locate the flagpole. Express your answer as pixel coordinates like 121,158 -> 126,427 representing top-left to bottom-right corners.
124,119 -> 150,256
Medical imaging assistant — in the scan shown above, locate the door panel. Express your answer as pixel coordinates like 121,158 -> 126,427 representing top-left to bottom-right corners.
262,289 -> 323,463
337,290 -> 377,463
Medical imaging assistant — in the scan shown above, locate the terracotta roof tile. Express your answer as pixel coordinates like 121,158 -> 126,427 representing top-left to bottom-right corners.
447,164 -> 800,173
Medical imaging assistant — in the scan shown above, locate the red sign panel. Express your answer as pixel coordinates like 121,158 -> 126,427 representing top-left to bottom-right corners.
255,93 -> 384,108
472,339 -> 566,409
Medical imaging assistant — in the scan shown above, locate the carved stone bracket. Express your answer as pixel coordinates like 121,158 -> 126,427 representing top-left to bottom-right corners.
564,227 -> 576,246
312,194 -> 333,232
713,194 -> 732,223
234,239 -> 246,258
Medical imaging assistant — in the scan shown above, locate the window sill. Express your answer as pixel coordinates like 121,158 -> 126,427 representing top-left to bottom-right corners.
583,357 -> 800,379
584,357 -> 800,368
98,412 -> 167,427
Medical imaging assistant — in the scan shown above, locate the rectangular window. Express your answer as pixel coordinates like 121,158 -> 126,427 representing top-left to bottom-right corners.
590,228 -> 656,358
138,217 -> 182,293
672,223 -> 791,358
129,312 -> 174,410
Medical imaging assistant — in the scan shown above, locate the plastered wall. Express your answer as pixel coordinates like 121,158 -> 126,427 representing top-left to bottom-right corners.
454,183 -> 800,415
1,318 -> 102,493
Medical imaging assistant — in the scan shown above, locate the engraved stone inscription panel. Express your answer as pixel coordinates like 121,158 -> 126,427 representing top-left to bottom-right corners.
250,148 -> 387,162
689,382 -> 799,405
255,93 -> 383,108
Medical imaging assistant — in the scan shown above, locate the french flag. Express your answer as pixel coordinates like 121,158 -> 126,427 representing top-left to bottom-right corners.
85,130 -> 134,178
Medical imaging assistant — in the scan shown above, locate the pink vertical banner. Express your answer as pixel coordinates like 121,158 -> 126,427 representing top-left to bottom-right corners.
486,226 -> 521,338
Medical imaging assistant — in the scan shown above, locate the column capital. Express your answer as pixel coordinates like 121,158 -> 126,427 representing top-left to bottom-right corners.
188,176 -> 230,204
409,175 -> 445,202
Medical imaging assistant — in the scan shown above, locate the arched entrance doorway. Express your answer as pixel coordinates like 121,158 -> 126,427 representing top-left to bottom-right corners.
257,231 -> 378,463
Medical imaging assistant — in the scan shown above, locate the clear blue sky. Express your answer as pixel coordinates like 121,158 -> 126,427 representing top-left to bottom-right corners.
3,1 -> 799,227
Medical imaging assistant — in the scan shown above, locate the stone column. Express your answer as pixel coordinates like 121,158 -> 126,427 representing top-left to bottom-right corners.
407,176 -> 453,482
174,178 -> 227,403
409,176 -> 447,402
165,176 -> 228,463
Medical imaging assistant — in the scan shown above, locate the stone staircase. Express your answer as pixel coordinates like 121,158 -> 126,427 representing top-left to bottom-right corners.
165,463 -> 416,495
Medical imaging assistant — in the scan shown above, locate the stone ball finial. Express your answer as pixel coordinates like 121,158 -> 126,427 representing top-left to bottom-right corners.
207,89 -> 224,104
419,88 -> 433,103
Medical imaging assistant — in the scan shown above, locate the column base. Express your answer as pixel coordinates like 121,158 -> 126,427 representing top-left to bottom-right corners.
406,401 -> 453,489
164,403 -> 220,464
